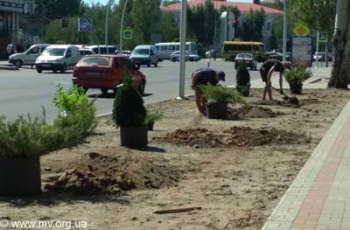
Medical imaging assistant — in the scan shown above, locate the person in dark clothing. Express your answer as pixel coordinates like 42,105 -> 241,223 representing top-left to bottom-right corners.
191,67 -> 226,114
260,59 -> 287,100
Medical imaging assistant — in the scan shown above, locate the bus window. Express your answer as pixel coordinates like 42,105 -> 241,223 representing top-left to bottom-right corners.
186,45 -> 189,51
169,45 -> 175,51
161,46 -> 168,51
175,45 -> 180,51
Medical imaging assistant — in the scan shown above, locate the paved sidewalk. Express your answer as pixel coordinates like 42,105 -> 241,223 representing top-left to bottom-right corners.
262,68 -> 350,230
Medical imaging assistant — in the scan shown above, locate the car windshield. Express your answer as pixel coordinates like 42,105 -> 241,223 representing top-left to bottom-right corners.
77,56 -> 111,67
237,53 -> 252,59
133,49 -> 149,55
42,48 -> 66,56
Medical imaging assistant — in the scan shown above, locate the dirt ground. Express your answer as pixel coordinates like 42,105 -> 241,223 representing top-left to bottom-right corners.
1,88 -> 350,230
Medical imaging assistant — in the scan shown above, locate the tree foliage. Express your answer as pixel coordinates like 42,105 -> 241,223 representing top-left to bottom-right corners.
237,8 -> 266,42
268,27 -> 278,51
289,0 -> 336,32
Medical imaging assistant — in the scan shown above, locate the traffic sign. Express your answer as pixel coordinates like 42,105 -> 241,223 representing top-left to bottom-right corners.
123,30 -> 132,40
293,23 -> 310,36
317,32 -> 328,43
78,18 -> 92,32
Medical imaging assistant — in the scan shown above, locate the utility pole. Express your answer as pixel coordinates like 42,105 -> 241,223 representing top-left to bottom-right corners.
119,0 -> 129,52
178,0 -> 187,99
105,0 -> 114,53
282,0 -> 287,62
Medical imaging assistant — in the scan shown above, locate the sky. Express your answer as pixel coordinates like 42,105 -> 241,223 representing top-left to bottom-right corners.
90,0 -> 252,6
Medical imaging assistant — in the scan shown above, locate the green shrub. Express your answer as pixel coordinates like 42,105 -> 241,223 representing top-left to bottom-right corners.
199,85 -> 247,105
113,77 -> 147,127
146,111 -> 163,124
0,85 -> 97,159
236,63 -> 250,86
284,66 -> 312,84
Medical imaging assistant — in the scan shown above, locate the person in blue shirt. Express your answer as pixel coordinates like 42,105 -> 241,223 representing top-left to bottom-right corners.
191,67 -> 225,114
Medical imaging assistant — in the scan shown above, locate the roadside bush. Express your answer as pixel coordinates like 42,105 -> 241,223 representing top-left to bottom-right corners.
146,111 -> 163,124
199,85 -> 247,105
113,77 -> 147,127
284,66 -> 312,84
0,85 -> 97,159
236,63 -> 251,96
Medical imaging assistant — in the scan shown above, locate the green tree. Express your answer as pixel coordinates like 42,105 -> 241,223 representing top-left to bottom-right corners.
187,0 -> 222,48
128,0 -> 162,48
237,8 -> 266,42
160,12 -> 178,42
268,27 -> 278,51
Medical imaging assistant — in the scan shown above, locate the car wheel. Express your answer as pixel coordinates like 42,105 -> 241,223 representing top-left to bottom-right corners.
172,57 -> 177,62
36,67 -> 42,73
14,60 -> 22,68
139,80 -> 146,95
101,88 -> 108,94
147,63 -> 151,67
230,56 -> 235,62
61,64 -> 67,73
189,57 -> 194,62
53,69 -> 57,73
154,62 -> 158,67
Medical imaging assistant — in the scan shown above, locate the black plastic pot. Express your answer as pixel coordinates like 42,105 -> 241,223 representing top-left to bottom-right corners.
148,122 -> 154,131
237,85 -> 250,97
0,156 -> 41,196
206,102 -> 228,119
120,125 -> 148,148
289,82 -> 303,94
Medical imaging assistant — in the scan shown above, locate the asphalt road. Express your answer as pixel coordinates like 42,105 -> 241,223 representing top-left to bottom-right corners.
0,59 -> 261,122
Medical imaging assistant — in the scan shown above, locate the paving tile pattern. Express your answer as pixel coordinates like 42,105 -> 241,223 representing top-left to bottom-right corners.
262,100 -> 350,230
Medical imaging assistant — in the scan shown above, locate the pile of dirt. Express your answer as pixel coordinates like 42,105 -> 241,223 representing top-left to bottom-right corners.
43,151 -> 181,195
253,99 -> 301,108
154,126 -> 310,148
227,106 -> 278,119
223,126 -> 310,146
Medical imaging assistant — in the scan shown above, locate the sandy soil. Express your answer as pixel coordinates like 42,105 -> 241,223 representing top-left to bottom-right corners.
1,88 -> 350,230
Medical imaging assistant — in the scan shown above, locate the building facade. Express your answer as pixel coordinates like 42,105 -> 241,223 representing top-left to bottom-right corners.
161,0 -> 284,51
0,0 -> 33,58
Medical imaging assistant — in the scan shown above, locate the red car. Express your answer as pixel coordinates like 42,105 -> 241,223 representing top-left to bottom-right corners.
72,55 -> 146,94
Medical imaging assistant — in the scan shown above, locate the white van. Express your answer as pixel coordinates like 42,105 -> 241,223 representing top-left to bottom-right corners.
130,45 -> 159,67
35,45 -> 82,73
8,44 -> 49,68
85,45 -> 116,55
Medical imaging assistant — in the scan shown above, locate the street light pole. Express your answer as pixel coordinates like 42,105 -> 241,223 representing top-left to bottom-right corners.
282,0 -> 287,62
105,0 -> 113,54
119,0 -> 129,52
178,0 -> 187,99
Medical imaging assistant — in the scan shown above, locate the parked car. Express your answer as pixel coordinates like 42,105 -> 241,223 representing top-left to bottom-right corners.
35,45 -> 82,73
265,51 -> 291,62
234,53 -> 258,70
72,55 -> 147,95
8,44 -> 49,68
130,45 -> 159,67
79,48 -> 96,56
84,45 -> 116,55
170,51 -> 201,62
170,51 -> 188,62
313,52 -> 334,62
119,50 -> 131,57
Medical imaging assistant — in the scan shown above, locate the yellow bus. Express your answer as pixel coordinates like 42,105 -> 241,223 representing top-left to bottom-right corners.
222,41 -> 266,62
